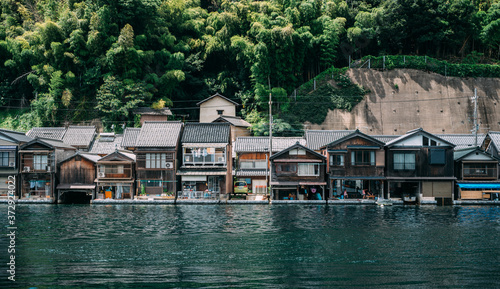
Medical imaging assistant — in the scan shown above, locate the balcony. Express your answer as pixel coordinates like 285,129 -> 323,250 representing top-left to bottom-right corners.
183,152 -> 226,166
462,167 -> 498,180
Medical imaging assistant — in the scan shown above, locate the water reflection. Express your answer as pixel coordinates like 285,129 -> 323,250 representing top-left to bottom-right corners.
0,204 -> 499,288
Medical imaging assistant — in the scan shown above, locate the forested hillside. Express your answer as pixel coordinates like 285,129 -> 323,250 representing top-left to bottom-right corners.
1,0 -> 499,134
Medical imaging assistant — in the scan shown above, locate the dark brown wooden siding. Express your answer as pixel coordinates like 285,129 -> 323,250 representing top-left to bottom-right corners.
59,157 -> 96,184
386,147 -> 454,178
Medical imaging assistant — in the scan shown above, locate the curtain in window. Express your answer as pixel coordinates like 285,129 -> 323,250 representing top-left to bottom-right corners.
405,154 -> 415,169
394,153 -> 404,170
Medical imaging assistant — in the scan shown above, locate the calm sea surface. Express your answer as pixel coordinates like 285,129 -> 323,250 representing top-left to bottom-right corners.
1,204 -> 499,288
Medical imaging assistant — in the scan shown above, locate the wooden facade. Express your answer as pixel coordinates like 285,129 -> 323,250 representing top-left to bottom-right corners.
323,130 -> 385,199
270,143 -> 326,200
235,151 -> 269,195
385,129 -> 455,203
19,139 -> 76,200
57,153 -> 99,203
95,151 -> 135,200
135,148 -> 177,197
454,147 -> 500,200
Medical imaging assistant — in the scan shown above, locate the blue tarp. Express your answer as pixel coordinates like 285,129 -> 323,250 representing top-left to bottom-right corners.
458,183 -> 500,189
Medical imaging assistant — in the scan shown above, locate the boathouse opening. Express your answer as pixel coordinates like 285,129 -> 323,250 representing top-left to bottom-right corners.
58,190 -> 91,204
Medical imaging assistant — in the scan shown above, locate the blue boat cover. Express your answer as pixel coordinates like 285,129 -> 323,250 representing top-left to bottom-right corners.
458,183 -> 500,189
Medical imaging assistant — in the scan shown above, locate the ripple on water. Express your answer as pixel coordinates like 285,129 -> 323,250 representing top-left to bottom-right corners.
1,204 -> 499,288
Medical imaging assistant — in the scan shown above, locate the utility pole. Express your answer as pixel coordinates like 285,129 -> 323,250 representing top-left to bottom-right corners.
268,76 -> 273,200
472,88 -> 478,147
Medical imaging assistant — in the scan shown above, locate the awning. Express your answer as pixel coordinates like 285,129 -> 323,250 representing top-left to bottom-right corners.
299,182 -> 326,185
457,183 -> 500,189
273,159 -> 322,163
183,143 -> 227,148
330,176 -> 385,180
177,170 -> 227,176
271,181 -> 299,186
57,184 -> 96,190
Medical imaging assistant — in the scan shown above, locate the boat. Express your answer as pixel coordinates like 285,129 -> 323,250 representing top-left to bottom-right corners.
376,199 -> 393,206
403,195 -> 418,205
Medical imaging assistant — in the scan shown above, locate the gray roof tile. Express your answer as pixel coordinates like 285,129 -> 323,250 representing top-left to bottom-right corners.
487,132 -> 500,150
27,127 -> 66,140
436,134 -> 486,150
196,93 -> 239,106
133,107 -> 172,116
181,123 -> 230,144
0,128 -> 33,143
122,128 -> 141,148
213,115 -> 251,127
234,137 -> 306,153
89,134 -> 124,155
62,126 -> 96,147
135,121 -> 183,147
305,130 -> 354,151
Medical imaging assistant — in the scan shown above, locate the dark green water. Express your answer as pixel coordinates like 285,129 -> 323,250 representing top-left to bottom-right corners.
1,204 -> 499,288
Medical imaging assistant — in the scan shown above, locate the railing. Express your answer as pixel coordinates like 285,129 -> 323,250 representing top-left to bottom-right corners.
183,152 -> 226,166
177,190 -> 220,200
463,167 -> 498,179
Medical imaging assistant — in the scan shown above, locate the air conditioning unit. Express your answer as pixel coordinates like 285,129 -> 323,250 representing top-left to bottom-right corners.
23,166 -> 30,172
46,166 -> 51,172
165,162 -> 173,168
8,162 -> 15,167
218,157 -> 225,162
98,172 -> 106,178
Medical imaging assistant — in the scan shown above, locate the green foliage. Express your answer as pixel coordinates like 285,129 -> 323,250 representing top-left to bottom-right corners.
1,0 -> 500,134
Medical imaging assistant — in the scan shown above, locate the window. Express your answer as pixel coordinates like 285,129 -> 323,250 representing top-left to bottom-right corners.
351,151 -> 375,166
0,152 -> 13,167
298,163 -> 320,176
99,165 -> 124,174
276,164 -> 297,173
330,154 -> 344,166
423,136 -> 437,146
289,149 -> 306,155
429,149 -> 445,165
240,160 -> 267,169
217,110 -> 224,115
146,153 -> 166,168
394,152 -> 416,170
34,154 -> 48,171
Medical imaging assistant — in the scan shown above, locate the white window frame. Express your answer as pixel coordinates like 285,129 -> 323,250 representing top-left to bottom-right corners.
298,163 -> 320,176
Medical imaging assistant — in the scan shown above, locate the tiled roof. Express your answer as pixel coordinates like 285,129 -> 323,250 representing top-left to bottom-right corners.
213,115 -> 251,127
40,138 -> 77,149
305,130 -> 354,151
60,151 -> 101,164
322,130 -> 385,149
122,128 -> 141,148
0,128 -> 33,143
234,137 -> 306,153
385,128 -> 455,147
133,107 -> 172,116
196,93 -> 239,106
62,126 -> 96,148
453,147 -> 477,160
99,150 -> 136,162
27,127 -> 66,140
135,121 -> 183,147
20,138 -> 76,150
181,123 -> 230,144
436,134 -> 485,150
235,170 -> 268,176
270,142 -> 326,160
487,132 -> 500,151
89,134 -> 124,155
372,135 -> 400,143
